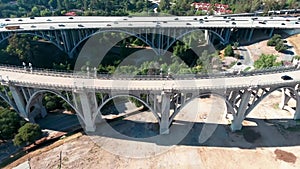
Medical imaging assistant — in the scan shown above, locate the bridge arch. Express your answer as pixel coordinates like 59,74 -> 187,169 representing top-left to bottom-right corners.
165,28 -> 226,52
245,86 -> 300,118
93,94 -> 160,124
25,89 -> 83,121
0,33 -> 64,52
169,92 -> 234,125
70,29 -> 158,56
0,92 -> 17,111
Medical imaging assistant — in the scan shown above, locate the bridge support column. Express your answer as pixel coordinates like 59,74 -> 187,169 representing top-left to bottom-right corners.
279,88 -> 291,110
79,91 -> 97,132
9,86 -> 27,119
294,98 -> 300,120
204,30 -> 210,45
225,29 -> 231,44
160,91 -> 171,135
247,28 -> 254,42
230,90 -> 251,131
269,28 -> 274,38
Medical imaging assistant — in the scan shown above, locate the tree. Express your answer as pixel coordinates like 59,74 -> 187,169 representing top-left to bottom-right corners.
224,44 -> 234,56
275,41 -> 287,52
13,123 -> 42,146
0,108 -> 24,141
267,34 -> 282,46
160,0 -> 170,11
254,54 -> 282,69
5,34 -> 36,62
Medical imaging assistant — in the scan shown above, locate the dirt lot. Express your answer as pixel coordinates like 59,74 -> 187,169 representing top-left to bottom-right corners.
247,33 -> 300,62
288,34 -> 300,55
5,92 -> 300,169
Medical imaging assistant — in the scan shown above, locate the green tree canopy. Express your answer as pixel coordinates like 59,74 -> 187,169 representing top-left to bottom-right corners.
13,123 -> 42,146
254,54 -> 282,69
0,108 -> 24,141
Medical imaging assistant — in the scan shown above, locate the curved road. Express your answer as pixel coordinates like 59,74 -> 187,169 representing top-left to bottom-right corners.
0,66 -> 299,91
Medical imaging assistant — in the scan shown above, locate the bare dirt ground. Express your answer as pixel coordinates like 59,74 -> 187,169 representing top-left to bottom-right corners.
247,34 -> 300,62
6,93 -> 300,169
288,34 -> 300,55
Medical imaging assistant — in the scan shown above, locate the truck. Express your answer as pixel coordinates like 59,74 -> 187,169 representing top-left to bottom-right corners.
5,25 -> 20,30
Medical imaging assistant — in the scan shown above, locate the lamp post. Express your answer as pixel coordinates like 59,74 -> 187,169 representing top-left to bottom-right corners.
28,63 -> 32,73
22,62 -> 26,71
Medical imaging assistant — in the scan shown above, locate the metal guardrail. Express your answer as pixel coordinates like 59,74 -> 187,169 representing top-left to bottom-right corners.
0,64 -> 299,81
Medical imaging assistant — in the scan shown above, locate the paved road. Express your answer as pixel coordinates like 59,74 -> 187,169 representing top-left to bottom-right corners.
0,16 -> 300,31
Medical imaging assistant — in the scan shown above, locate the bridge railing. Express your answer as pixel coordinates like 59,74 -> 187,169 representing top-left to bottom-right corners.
0,64 -> 299,81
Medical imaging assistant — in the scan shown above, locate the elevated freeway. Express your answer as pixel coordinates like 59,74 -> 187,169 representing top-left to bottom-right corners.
0,16 -> 299,57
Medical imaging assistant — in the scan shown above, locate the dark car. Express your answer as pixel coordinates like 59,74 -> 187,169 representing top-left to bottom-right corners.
78,24 -> 84,27
281,75 -> 293,80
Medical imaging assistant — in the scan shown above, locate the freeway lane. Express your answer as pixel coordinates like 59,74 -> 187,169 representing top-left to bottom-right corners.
0,16 -> 300,31
0,67 -> 299,91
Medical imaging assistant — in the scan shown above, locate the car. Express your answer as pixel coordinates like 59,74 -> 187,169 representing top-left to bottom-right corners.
237,62 -> 242,65
259,21 -> 266,24
286,19 -> 290,22
5,18 -> 10,21
106,24 -> 111,26
225,20 -> 229,23
295,22 -> 299,24
78,24 -> 84,27
163,21 -> 167,23
193,18 -> 197,20
186,22 -> 191,25
281,75 -> 293,80
18,19 -> 23,21
49,26 -> 55,29
69,17 -> 74,19
58,24 -> 65,27
231,18 -> 235,21
232,22 -> 236,25
47,19 -> 52,21
281,23 -> 286,25
30,16 -> 35,19
30,25 -> 36,28
204,17 -> 208,19
174,18 -> 179,20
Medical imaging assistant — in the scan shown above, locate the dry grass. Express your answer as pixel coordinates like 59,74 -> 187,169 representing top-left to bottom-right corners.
287,34 -> 300,55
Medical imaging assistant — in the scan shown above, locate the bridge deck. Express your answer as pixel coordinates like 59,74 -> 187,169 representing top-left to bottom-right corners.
0,67 -> 299,91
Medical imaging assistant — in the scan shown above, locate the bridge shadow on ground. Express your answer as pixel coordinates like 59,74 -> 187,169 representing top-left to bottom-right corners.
35,112 -> 80,132
90,117 -> 300,149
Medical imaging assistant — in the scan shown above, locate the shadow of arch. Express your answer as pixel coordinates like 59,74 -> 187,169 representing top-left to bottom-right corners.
70,29 -> 157,57
93,94 -> 160,124
0,33 -> 65,53
25,89 -> 83,121
245,86 -> 300,118
169,92 -> 234,126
